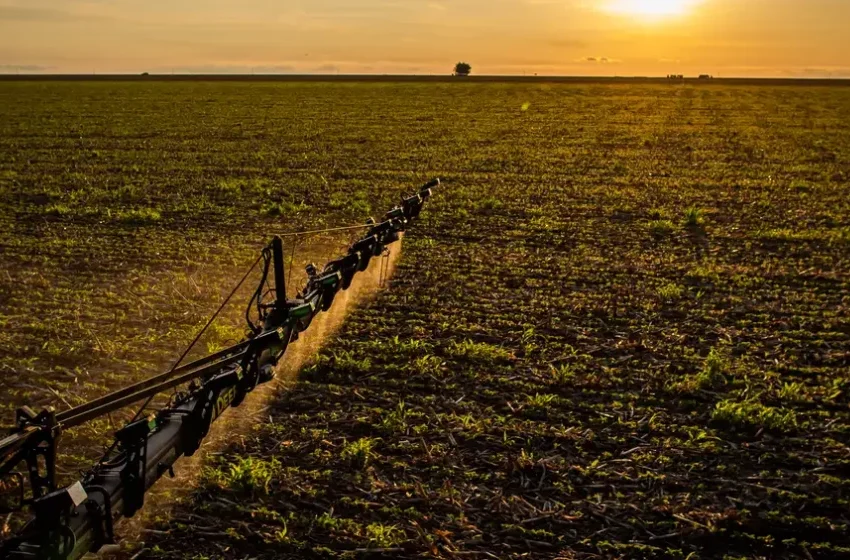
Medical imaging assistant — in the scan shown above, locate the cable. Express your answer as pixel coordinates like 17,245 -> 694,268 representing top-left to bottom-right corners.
245,246 -> 272,333
287,235 -> 299,297
270,223 -> 373,238
92,249 -> 267,466
132,247 -> 266,421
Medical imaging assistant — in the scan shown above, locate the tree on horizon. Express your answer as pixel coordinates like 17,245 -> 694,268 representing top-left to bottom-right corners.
454,62 -> 472,77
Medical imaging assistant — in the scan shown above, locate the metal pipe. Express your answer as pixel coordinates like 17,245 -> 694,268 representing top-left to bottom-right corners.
272,235 -> 286,304
55,340 -> 253,423
59,329 -> 280,429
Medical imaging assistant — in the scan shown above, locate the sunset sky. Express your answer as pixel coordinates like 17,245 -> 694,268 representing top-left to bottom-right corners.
1,0 -> 848,77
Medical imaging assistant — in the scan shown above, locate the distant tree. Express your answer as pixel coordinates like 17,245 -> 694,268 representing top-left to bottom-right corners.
454,62 -> 472,77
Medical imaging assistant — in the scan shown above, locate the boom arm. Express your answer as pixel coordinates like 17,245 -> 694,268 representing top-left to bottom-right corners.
0,179 -> 439,560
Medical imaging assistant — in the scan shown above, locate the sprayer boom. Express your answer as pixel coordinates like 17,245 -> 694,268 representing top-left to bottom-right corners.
0,179 -> 439,560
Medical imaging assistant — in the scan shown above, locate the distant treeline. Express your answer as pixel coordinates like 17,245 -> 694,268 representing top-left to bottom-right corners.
1,74 -> 848,86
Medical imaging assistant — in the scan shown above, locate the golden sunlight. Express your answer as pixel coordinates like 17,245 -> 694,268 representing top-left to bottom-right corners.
603,0 -> 700,18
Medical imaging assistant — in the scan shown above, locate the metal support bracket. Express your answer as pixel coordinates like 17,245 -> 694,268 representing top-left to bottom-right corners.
115,416 -> 154,517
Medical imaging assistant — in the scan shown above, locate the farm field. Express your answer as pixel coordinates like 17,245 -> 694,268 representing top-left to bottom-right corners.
1,80 -> 849,558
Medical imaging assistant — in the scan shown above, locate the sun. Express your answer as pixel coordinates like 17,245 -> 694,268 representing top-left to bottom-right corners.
603,0 -> 700,18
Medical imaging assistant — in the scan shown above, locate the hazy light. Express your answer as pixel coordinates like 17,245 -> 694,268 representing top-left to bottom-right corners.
603,0 -> 700,18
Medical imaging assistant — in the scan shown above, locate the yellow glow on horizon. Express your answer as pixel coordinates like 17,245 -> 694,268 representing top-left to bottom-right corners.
603,0 -> 700,19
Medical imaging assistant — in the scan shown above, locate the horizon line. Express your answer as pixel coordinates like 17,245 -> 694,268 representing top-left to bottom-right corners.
1,73 -> 849,82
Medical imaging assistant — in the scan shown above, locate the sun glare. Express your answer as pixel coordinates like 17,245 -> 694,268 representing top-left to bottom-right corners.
604,0 -> 699,18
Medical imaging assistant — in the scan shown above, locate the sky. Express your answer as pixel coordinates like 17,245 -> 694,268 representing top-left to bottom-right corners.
1,0 -> 849,77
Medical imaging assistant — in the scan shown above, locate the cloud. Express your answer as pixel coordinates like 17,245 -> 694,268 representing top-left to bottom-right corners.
549,39 -> 588,49
579,56 -> 620,63
253,64 -> 298,73
149,64 -> 298,74
0,6 -> 109,23
781,66 -> 850,78
0,6 -> 63,21
0,64 -> 51,72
